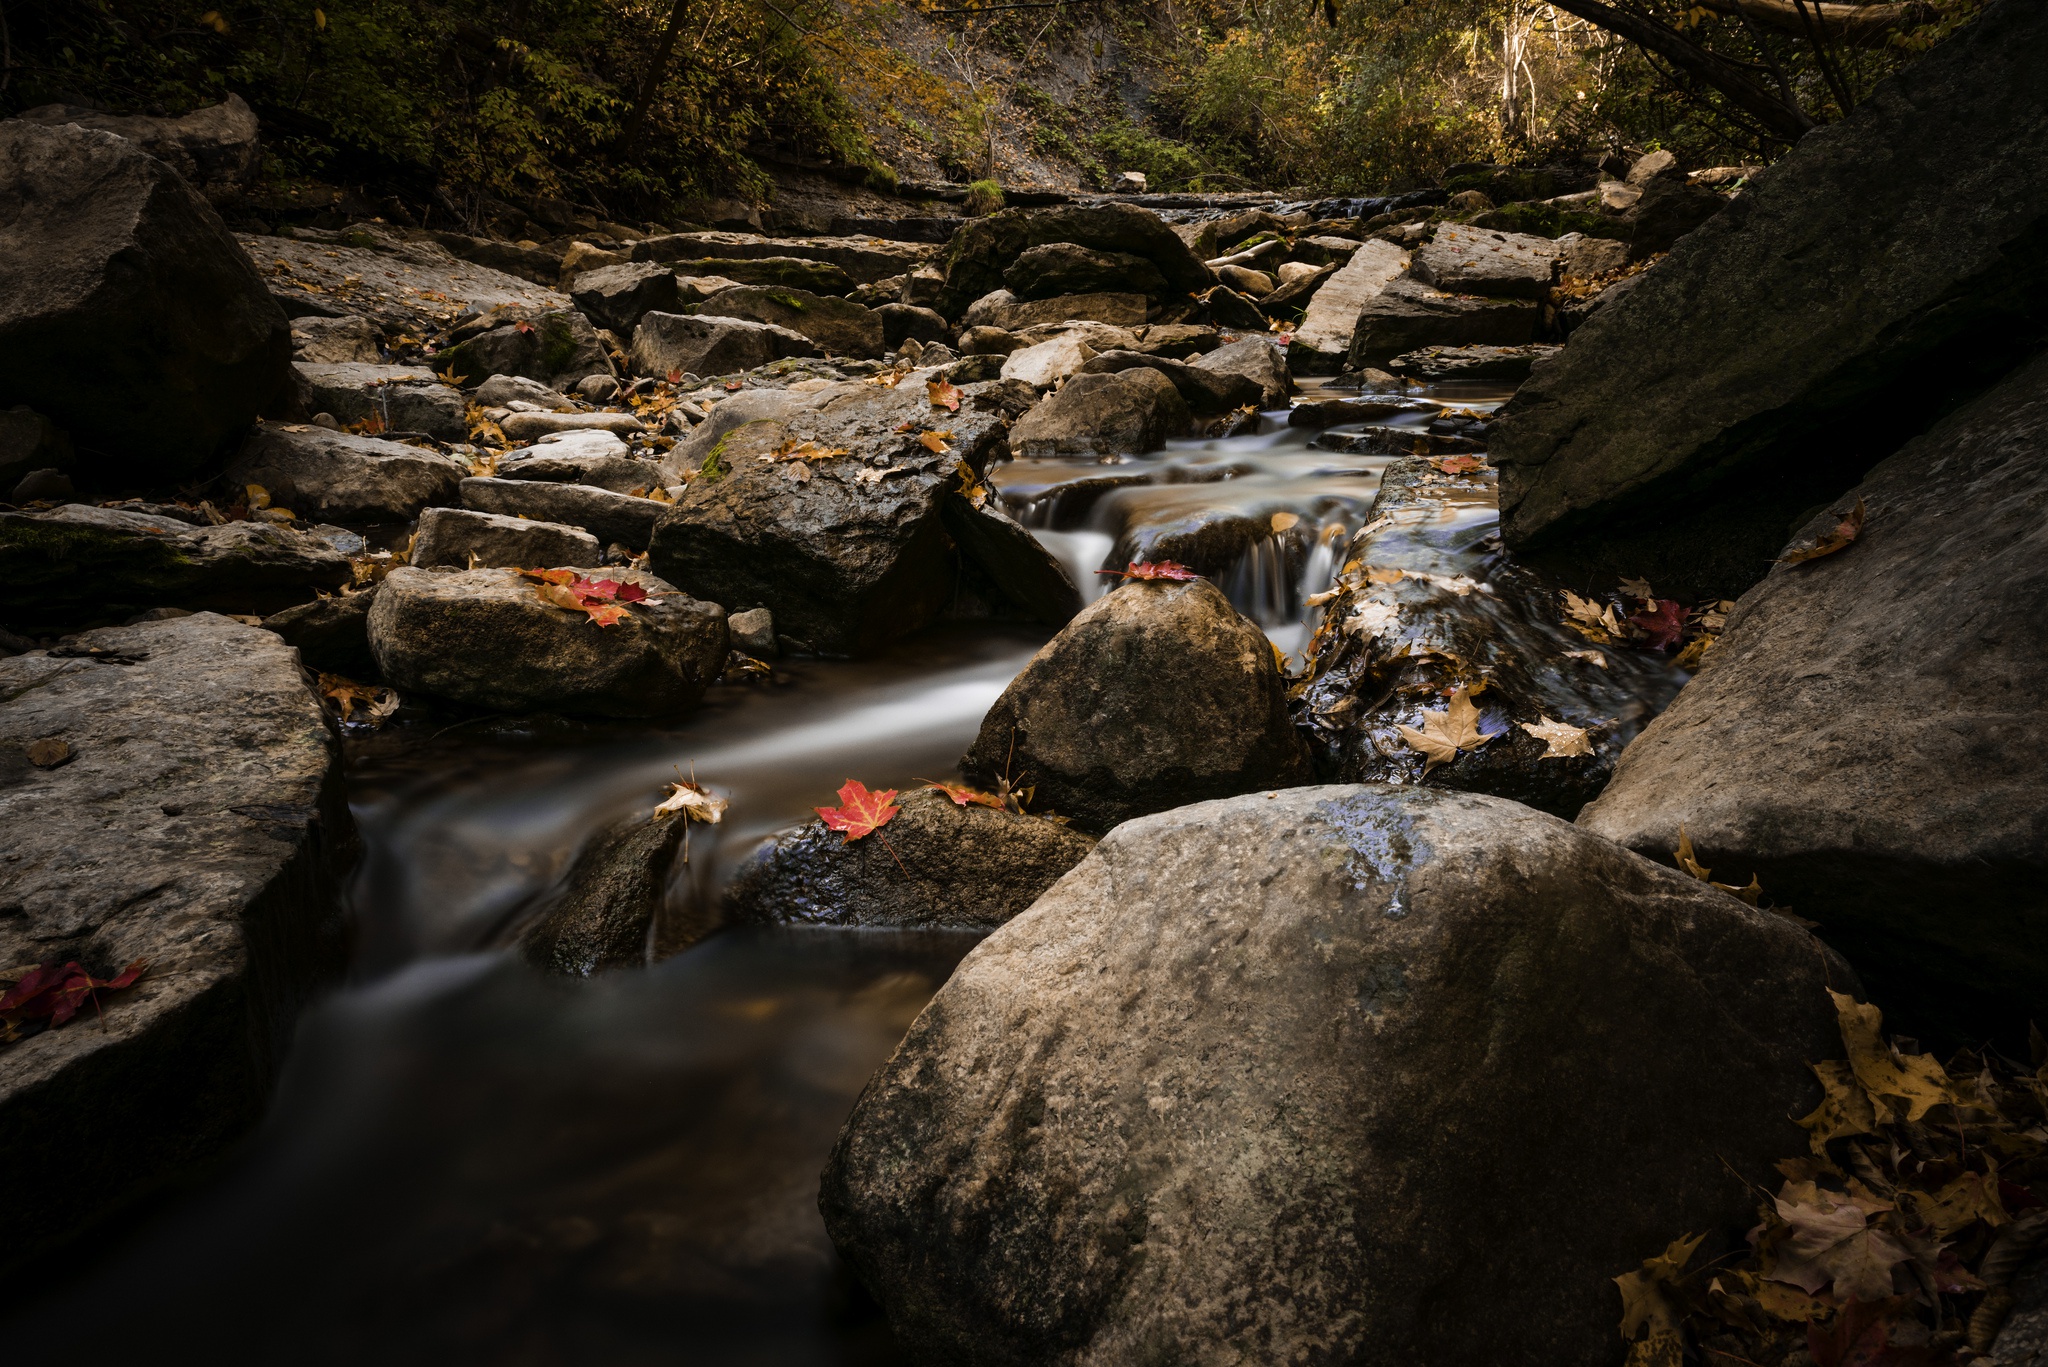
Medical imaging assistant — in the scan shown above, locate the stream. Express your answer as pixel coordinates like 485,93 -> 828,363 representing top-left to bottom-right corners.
5,380 -> 1511,1363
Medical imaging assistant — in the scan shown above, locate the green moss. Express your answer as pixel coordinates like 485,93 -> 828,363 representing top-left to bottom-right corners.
537,315 -> 582,376
964,180 -> 1005,217
763,290 -> 809,311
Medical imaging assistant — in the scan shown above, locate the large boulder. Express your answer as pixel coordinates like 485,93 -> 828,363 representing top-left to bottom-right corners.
291,362 -> 466,440
938,204 -> 1214,318
822,785 -> 1847,1367
17,94 -> 262,206
0,505 -> 350,632
459,476 -> 664,550
958,578 -> 1312,833
697,285 -> 884,358
1192,335 -> 1292,409
367,566 -> 727,718
628,311 -> 817,379
437,309 -> 613,390
227,421 -> 470,523
1288,238 -> 1408,374
942,496 -> 1084,628
644,380 -> 1026,656
567,262 -> 682,334
725,788 -> 1095,929
1579,351 -> 2048,1042
965,291 -> 1149,332
409,506 -> 600,569
0,614 -> 349,1277
1488,0 -> 2048,600
1408,222 -> 1559,298
1006,369 -> 1189,459
1002,243 -> 1168,301
1347,275 -> 1540,370
0,121 -> 292,486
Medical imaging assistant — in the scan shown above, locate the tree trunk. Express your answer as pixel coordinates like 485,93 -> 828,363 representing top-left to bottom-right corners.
1697,0 -> 1933,46
1543,0 -> 1816,141
617,0 -> 693,159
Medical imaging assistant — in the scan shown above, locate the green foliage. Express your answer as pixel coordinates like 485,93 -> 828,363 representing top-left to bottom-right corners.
962,179 -> 1004,216
1087,120 -> 1212,192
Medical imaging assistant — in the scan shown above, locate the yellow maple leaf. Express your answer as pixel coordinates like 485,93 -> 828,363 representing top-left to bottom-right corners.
1398,688 -> 1495,773
1795,1059 -> 1878,1155
1830,989 -> 1958,1123
1519,716 -> 1592,759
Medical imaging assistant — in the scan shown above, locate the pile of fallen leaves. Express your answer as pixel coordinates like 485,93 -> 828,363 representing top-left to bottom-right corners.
1560,577 -> 1736,670
518,569 -> 651,626
1618,989 -> 2048,1367
318,672 -> 399,727
0,960 -> 147,1044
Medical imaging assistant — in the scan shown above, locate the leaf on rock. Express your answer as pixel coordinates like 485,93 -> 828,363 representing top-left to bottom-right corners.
816,779 -> 901,843
1616,1233 -> 1704,1340
927,378 -> 963,411
954,460 -> 991,508
1398,688 -> 1497,773
0,959 -> 147,1034
1629,598 -> 1688,651
1344,600 -> 1400,639
858,463 -> 905,484
919,429 -> 953,453
769,438 -> 850,462
1520,716 -> 1592,759
1431,454 -> 1486,475
1095,561 -> 1202,583
922,779 -> 1003,809
1780,498 -> 1867,566
1829,990 -> 1959,1123
653,780 -> 727,824
26,738 -> 71,768
1897,1166 -> 2007,1239
1561,589 -> 1630,643
519,569 -> 649,626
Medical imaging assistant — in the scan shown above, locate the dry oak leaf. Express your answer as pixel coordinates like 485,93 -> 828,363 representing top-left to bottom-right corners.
816,779 -> 901,843
1520,716 -> 1592,759
653,780 -> 727,824
1616,1233 -> 1704,1341
918,429 -> 953,454
1398,688 -> 1497,773
1896,1165 -> 2007,1239
1767,1181 -> 1911,1303
1780,498 -> 1867,566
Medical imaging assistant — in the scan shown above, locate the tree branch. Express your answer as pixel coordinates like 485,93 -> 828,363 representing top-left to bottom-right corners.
1542,0 -> 1814,140
1697,0 -> 1933,46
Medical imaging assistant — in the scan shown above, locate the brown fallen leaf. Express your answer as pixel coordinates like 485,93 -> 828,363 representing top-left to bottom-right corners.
919,429 -> 953,453
653,779 -> 727,824
1766,1181 -> 1909,1303
1398,688 -> 1496,773
317,672 -> 399,726
26,739 -> 71,768
1829,989 -> 1957,1123
1519,716 -> 1592,759
1779,497 -> 1866,565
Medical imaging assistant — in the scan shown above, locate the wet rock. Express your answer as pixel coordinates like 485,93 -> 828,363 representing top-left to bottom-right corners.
263,588 -> 379,677
0,406 -> 73,492
633,231 -> 934,286
1256,263 -> 1335,319
959,579 -> 1312,833
459,476 -> 665,551
410,506 -> 600,570
1002,243 -> 1168,301
727,607 -> 775,655
1007,369 -> 1189,459
941,496 -> 1083,628
1194,286 -> 1266,330
1287,396 -> 1437,430
965,291 -> 1149,332
1388,343 -> 1560,382
0,121 -> 292,485
0,614 -> 349,1277
1103,504 -> 1280,580
697,285 -> 884,358
726,788 -> 1095,929
937,204 -> 1214,318
820,785 -> 1847,1367
645,381 -> 1019,656
17,94 -> 261,206
368,566 -> 726,717
568,262 -> 682,334
1289,238 -> 1409,374
1192,336 -> 1292,410
629,311 -> 817,379
288,315 -> 381,364
1348,275 -> 1540,371
438,309 -> 614,390
1130,323 -> 1221,357
1489,0 -> 2048,601
1409,223 -> 1559,298
292,362 -> 467,440
878,303 -> 950,350
1078,350 -> 1260,414
497,410 -> 645,442
0,504 -> 351,631
521,809 -> 690,975
1215,264 -> 1274,297
227,421 -> 470,523
1295,458 -> 1682,819
1579,352 -> 2048,1041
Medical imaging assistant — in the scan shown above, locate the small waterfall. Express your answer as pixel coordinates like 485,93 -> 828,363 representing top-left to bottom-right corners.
1220,535 -> 1298,626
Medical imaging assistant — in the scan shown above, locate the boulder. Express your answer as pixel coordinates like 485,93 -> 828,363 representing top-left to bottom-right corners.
437,310 -> 614,390
497,436 -> 658,494
727,607 -> 775,656
877,303 -> 950,350
1488,0 -> 2048,601
629,311 -> 817,379
1387,343 -> 1561,382
958,578 -> 1311,832
367,566 -> 726,718
644,380 -> 1022,656
496,410 -> 645,442
1289,238 -> 1408,373
245,228 -> 570,338
937,204 -> 1214,318
474,373 -> 572,409
459,476 -> 664,551
1409,223 -> 1559,298
697,285 -> 884,358
1215,264 -> 1274,297
1194,286 -> 1266,331
1006,369 -> 1189,459
1347,275 -> 1540,371
0,614 -> 349,1277
409,506 -> 600,570
725,788 -> 1095,929
1625,176 -> 1727,258
1557,232 -> 1632,281
16,94 -> 261,206
1078,351 -> 1261,414
568,262 -> 682,334
941,496 -> 1084,628
0,505 -> 350,631
292,362 -> 467,440
1256,263 -> 1335,319
1130,323 -> 1221,357
1579,351 -> 2048,1042
632,231 -> 933,285
288,315 -> 381,364
1192,336 -> 1292,410
227,421 -> 469,523
1003,243 -> 1169,301
999,334 -> 1098,388
521,808 -> 692,975
821,786 -> 1846,1367
966,292 -> 1150,332
263,588 -> 379,677
669,256 -> 857,295
0,406 -> 73,491
0,121 -> 292,486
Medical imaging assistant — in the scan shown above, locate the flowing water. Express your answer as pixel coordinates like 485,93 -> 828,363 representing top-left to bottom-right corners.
3,380 -> 1512,1362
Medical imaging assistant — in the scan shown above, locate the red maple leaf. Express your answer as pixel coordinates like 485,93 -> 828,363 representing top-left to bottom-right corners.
816,779 -> 901,843
569,576 -> 648,604
927,378 -> 962,411
922,779 -> 1002,809
666,367 -> 683,385
514,320 -> 536,335
1432,454 -> 1486,475
1095,560 -> 1203,583
1,960 -> 147,1031
1629,598 -> 1687,651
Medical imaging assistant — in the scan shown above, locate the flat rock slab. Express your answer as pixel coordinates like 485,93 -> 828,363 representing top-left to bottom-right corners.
671,256 -> 856,296
973,292 -> 1150,332
242,229 -> 568,336
569,262 -> 682,334
292,362 -> 466,440
632,231 -> 936,285
0,614 -> 349,1275
822,785 -> 1848,1367
460,476 -> 664,550
229,421 -> 470,523
1389,343 -> 1561,381
1409,223 -> 1559,298
1487,0 -> 2048,599
697,285 -> 884,359
725,788 -> 1095,929
1289,239 -> 1408,373
410,506 -> 599,569
1348,275 -> 1539,370
496,445 -> 657,494
0,504 -> 351,632
959,578 -> 1311,833
368,566 -> 726,717
497,410 -> 645,442
1579,351 -> 2048,1042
